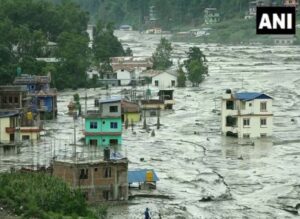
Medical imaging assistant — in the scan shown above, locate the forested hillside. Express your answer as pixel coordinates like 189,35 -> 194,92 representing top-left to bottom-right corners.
48,0 -> 282,28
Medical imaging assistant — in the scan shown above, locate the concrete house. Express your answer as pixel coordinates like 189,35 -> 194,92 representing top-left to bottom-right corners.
84,97 -> 122,146
0,110 -> 41,143
158,90 -> 175,110
283,0 -> 298,8
151,71 -> 177,88
221,90 -> 273,138
0,86 -> 28,110
13,74 -> 57,119
121,100 -> 141,123
204,8 -> 220,24
52,150 -> 128,202
273,35 -> 297,45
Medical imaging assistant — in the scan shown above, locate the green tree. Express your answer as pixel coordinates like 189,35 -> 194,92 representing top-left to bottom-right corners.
184,47 -> 208,86
125,47 -> 133,56
56,31 -> 90,89
177,66 -> 186,87
152,37 -> 173,70
93,21 -> 125,62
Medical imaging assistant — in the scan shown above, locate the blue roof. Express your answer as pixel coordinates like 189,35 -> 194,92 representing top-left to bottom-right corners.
128,169 -> 159,183
234,92 -> 272,101
99,96 -> 122,104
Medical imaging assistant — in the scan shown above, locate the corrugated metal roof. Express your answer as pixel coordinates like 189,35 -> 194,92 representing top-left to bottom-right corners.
234,92 -> 272,101
128,169 -> 159,183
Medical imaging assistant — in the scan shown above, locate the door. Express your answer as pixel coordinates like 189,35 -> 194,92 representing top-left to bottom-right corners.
9,134 -> 15,142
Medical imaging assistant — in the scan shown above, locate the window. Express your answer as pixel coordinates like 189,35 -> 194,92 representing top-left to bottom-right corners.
103,191 -> 110,200
226,101 -> 234,110
109,139 -> 118,145
22,135 -> 30,140
2,96 -> 7,103
109,106 -> 118,113
260,118 -> 267,126
90,121 -> 97,129
249,103 -> 252,107
154,80 -> 159,86
243,118 -> 250,127
110,122 -> 118,129
102,121 -> 105,125
260,134 -> 267,138
104,167 -> 112,178
243,134 -> 250,138
79,169 -> 88,179
9,96 -> 13,103
94,168 -> 98,172
171,80 -> 176,87
260,102 -> 267,112
89,139 -> 97,146
14,97 -> 18,103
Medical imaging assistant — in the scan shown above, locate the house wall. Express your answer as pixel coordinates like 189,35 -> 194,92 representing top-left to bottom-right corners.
116,70 -> 131,86
38,96 -> 53,112
221,97 -> 273,138
0,117 -> 10,142
124,112 -> 141,123
85,135 -> 122,146
152,73 -> 177,88
101,102 -> 121,117
85,118 -> 122,133
52,160 -> 128,202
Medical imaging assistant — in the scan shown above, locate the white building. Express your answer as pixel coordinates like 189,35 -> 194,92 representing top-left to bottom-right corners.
151,71 -> 177,88
116,69 -> 132,86
221,90 -> 273,138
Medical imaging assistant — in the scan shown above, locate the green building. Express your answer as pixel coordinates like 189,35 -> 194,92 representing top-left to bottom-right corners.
85,97 -> 122,146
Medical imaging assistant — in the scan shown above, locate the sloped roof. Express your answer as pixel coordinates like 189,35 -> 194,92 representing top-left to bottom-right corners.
128,169 -> 159,183
0,111 -> 19,118
234,92 -> 272,101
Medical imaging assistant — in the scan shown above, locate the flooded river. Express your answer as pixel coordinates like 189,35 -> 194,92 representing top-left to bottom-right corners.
1,31 -> 300,218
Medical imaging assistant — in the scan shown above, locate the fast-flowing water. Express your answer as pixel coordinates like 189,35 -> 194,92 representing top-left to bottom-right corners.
1,31 -> 300,218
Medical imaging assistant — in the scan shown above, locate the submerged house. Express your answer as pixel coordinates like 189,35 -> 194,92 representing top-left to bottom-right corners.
13,74 -> 57,119
84,97 -> 122,146
140,99 -> 165,117
204,8 -> 220,24
53,149 -> 128,202
0,110 -> 41,143
158,90 -> 175,110
221,90 -> 273,138
121,100 -> 141,123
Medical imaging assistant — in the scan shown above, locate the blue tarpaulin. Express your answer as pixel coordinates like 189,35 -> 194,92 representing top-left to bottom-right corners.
128,169 -> 159,183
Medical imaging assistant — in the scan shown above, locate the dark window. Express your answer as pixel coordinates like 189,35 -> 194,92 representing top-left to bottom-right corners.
94,168 -> 98,172
243,118 -> 250,126
155,80 -> 159,86
9,96 -> 13,103
22,135 -> 30,140
243,134 -> 250,138
14,97 -> 19,103
226,101 -> 234,110
109,139 -> 118,145
79,169 -> 88,179
260,134 -> 267,137
104,167 -> 112,178
226,116 -> 237,127
109,106 -> 118,113
102,121 -> 105,124
90,121 -> 97,129
260,118 -> 267,126
89,139 -> 97,146
3,97 -> 7,103
103,191 -> 110,200
110,122 -> 118,129
171,80 -> 176,87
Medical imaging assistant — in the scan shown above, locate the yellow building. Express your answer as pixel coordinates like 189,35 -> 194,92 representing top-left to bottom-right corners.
121,101 -> 141,123
0,111 -> 41,143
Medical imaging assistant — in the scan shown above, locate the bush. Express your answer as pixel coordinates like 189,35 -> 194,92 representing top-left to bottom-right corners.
0,172 -> 101,219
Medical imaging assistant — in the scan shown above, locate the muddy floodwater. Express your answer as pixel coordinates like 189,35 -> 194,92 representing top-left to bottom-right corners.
1,31 -> 300,219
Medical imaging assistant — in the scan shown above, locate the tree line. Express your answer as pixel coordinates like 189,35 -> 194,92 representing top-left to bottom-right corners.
0,0 -> 125,90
